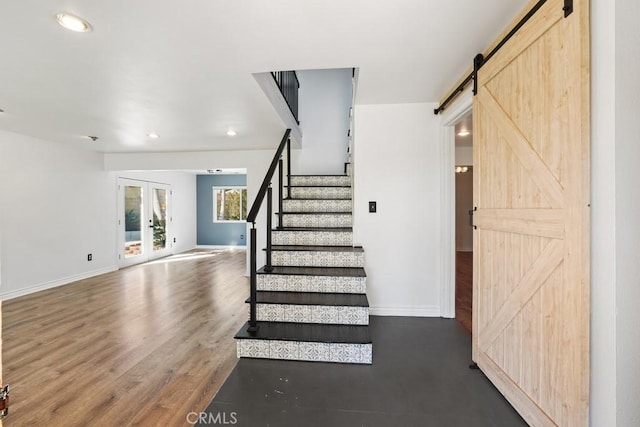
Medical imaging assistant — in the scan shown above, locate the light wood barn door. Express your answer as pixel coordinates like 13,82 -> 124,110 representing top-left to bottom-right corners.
472,0 -> 590,425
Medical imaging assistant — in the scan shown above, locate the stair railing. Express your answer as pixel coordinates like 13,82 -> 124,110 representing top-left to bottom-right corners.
272,71 -> 300,124
246,128 -> 292,333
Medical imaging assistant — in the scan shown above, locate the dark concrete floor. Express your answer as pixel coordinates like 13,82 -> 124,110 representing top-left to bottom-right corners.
199,316 -> 526,427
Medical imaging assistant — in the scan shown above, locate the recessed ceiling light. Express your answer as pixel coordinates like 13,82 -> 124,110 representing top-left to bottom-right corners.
226,130 -> 237,137
56,13 -> 92,33
148,132 -> 160,139
457,129 -> 471,137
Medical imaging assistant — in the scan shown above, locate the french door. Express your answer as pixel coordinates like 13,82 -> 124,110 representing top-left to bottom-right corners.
118,179 -> 172,267
472,0 -> 590,425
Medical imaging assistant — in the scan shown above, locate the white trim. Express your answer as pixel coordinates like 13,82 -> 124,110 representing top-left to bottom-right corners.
438,89 -> 473,319
0,265 -> 118,300
369,305 -> 441,317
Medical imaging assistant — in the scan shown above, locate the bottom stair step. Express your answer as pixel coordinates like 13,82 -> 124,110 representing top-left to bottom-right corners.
235,322 -> 372,364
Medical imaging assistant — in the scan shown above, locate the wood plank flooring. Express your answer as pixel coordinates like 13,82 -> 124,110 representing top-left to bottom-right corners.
456,251 -> 473,335
2,249 -> 248,427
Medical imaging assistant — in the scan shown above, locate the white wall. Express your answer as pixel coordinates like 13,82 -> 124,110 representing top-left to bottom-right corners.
0,130 -> 116,299
353,103 -> 441,316
590,1 -> 618,424
590,1 -> 640,424
615,0 -> 640,425
293,69 -> 352,175
112,171 -> 197,254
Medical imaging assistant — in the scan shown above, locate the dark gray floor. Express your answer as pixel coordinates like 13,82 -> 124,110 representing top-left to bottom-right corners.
200,317 -> 527,427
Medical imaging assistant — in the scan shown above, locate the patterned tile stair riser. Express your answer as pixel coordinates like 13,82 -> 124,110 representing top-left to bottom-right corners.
289,176 -> 351,186
271,250 -> 364,268
257,274 -> 366,294
283,199 -> 352,213
237,340 -> 372,364
289,186 -> 352,200
254,304 -> 369,325
272,230 -> 353,246
281,214 -> 352,228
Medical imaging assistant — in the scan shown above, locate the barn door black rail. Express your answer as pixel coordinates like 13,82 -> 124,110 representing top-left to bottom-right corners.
246,128 -> 292,333
434,0 -> 571,115
272,71 -> 300,124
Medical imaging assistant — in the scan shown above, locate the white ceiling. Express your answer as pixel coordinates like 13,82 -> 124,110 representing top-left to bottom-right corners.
0,0 -> 526,153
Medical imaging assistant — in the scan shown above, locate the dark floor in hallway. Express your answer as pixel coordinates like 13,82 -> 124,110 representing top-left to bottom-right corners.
200,316 -> 525,427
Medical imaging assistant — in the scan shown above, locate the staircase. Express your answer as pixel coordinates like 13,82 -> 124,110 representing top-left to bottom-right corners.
235,167 -> 372,364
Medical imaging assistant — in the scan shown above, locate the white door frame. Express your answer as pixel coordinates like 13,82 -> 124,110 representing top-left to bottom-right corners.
117,178 -> 172,267
438,89 -> 473,318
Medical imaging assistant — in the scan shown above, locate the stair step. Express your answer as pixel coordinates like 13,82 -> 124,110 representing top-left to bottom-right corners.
235,322 -> 372,364
271,246 -> 364,268
289,175 -> 351,187
279,212 -> 352,228
271,245 -> 364,252
288,186 -> 352,200
250,291 -> 369,306
250,292 -> 369,325
257,266 -> 366,294
283,199 -> 352,213
272,228 -> 353,246
257,266 -> 366,277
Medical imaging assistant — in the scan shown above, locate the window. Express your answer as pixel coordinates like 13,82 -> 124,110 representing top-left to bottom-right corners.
213,187 -> 247,222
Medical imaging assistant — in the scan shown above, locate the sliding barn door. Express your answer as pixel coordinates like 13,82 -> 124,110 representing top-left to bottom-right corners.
472,0 -> 589,425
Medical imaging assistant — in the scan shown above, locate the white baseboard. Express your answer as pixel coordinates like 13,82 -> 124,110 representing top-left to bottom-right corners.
369,305 -> 441,317
0,265 -> 118,301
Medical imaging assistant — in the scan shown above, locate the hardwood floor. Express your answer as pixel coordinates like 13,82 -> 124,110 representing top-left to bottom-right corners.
2,249 -> 248,427
455,251 -> 473,335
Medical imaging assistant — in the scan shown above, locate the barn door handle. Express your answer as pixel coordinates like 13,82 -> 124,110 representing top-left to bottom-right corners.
469,207 -> 477,229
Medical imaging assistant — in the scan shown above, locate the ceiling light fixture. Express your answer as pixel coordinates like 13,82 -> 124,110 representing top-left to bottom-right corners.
148,132 -> 159,139
457,129 -> 471,137
226,130 -> 237,137
56,13 -> 92,33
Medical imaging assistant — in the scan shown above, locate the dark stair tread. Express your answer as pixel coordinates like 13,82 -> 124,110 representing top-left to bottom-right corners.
276,212 -> 352,215
286,185 -> 351,188
286,197 -> 352,200
257,266 -> 366,277
247,291 -> 369,307
273,227 -> 353,232
269,245 -> 364,252
283,198 -> 352,201
235,321 -> 371,344
290,174 -> 349,177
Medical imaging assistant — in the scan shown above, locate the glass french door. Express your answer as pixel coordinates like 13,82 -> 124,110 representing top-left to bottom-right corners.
118,179 -> 171,267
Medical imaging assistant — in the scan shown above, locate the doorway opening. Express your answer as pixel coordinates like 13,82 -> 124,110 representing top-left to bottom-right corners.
118,178 -> 172,267
453,113 -> 473,334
